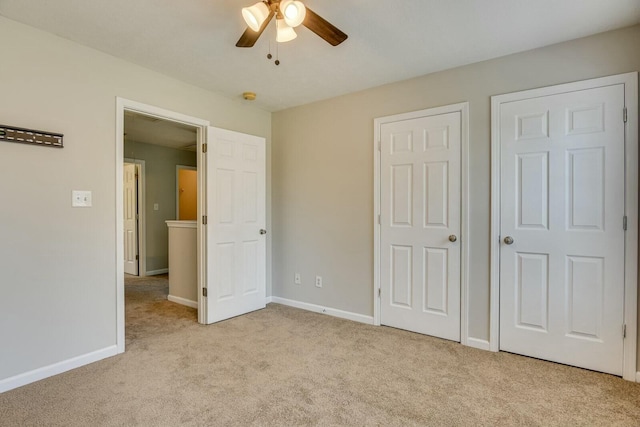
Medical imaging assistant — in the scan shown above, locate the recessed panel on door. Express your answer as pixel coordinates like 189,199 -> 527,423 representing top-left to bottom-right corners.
423,162 -> 448,228
566,256 -> 603,340
391,245 -> 412,308
516,252 -> 548,331
567,148 -> 604,231
423,247 -> 448,314
391,165 -> 413,227
517,152 -> 548,230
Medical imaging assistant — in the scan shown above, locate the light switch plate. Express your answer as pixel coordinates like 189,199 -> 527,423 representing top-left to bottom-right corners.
72,190 -> 92,207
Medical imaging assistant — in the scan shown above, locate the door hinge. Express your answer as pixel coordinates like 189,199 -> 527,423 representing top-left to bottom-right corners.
202,215 -> 207,225
378,288 -> 381,297
378,140 -> 381,151
135,255 -> 139,260
378,214 -> 381,225
202,143 -> 208,153
202,287 -> 208,297
623,107 -> 628,123
623,324 -> 627,338
623,216 -> 628,231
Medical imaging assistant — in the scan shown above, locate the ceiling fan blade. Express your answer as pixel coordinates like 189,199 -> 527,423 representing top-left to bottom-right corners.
236,11 -> 275,48
303,8 -> 348,46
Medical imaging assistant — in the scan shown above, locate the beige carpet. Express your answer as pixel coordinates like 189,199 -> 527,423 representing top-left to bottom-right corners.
1,275 -> 639,426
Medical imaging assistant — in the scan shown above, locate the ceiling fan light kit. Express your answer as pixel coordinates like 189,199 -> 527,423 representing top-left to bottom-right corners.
241,2 -> 270,32
276,18 -> 297,43
280,0 -> 306,27
236,0 -> 348,48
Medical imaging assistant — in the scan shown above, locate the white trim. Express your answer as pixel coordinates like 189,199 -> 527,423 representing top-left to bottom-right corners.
271,297 -> 374,325
146,268 -> 169,276
124,158 -> 146,277
168,295 -> 198,309
165,220 -> 197,229
116,97 -> 210,353
373,102 -> 470,344
266,296 -> 273,304
636,371 -> 640,383
466,338 -> 491,352
489,72 -> 638,380
622,73 -> 638,382
176,164 -> 197,220
0,346 -> 118,393
197,126 -> 207,324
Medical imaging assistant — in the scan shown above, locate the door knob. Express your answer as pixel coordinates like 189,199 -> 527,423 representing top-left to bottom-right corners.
448,235 -> 457,242
504,236 -> 514,245
260,229 -> 267,235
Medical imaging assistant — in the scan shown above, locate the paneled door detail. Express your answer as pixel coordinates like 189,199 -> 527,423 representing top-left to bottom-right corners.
123,163 -> 138,276
380,112 -> 461,341
499,84 -> 625,375
204,127 -> 266,324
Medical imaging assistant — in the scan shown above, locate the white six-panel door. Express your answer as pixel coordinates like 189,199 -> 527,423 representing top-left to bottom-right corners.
380,112 -> 461,341
123,163 -> 138,276
499,84 -> 626,375
204,126 -> 266,324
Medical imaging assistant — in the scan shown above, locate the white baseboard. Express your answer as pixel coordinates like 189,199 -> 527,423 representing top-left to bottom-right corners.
265,296 -> 273,304
636,371 -> 640,383
270,297 -> 374,325
146,268 -> 168,276
465,337 -> 491,351
0,345 -> 118,394
167,295 -> 197,309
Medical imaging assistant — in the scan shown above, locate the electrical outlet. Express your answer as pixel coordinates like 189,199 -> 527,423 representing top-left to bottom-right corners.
315,275 -> 323,288
294,273 -> 301,285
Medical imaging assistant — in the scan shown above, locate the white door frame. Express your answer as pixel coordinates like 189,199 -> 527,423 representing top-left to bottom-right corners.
124,158 -> 146,277
116,97 -> 210,353
489,72 -> 638,381
373,102 -> 471,344
176,164 -> 197,220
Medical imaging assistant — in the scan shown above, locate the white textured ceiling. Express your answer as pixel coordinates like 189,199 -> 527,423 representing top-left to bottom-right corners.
1,0 -> 639,112
124,111 -> 197,150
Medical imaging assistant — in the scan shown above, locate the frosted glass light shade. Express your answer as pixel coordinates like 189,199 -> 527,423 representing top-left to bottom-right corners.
242,2 -> 270,32
276,19 -> 297,42
280,0 -> 306,27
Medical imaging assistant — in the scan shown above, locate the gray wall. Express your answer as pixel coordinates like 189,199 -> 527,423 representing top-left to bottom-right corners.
0,16 -> 271,382
124,141 -> 197,273
272,25 -> 640,367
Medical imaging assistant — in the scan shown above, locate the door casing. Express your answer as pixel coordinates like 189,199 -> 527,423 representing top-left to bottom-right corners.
489,72 -> 638,381
116,98 -> 210,353
373,102 -> 471,345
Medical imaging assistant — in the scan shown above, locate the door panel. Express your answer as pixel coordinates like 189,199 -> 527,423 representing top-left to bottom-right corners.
123,163 -> 138,275
204,127 -> 266,324
499,84 -> 625,375
380,112 -> 461,341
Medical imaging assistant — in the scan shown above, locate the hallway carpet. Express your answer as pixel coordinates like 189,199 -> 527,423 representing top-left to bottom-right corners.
1,275 -> 639,426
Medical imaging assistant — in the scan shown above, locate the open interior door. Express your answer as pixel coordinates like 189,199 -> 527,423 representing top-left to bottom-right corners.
123,163 -> 139,275
202,126 -> 266,324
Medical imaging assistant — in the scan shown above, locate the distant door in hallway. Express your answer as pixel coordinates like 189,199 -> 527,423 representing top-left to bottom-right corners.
498,83 -> 626,375
380,111 -> 462,341
177,166 -> 197,220
123,163 -> 138,275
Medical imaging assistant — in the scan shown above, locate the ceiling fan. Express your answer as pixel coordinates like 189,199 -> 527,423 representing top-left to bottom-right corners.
236,0 -> 348,48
